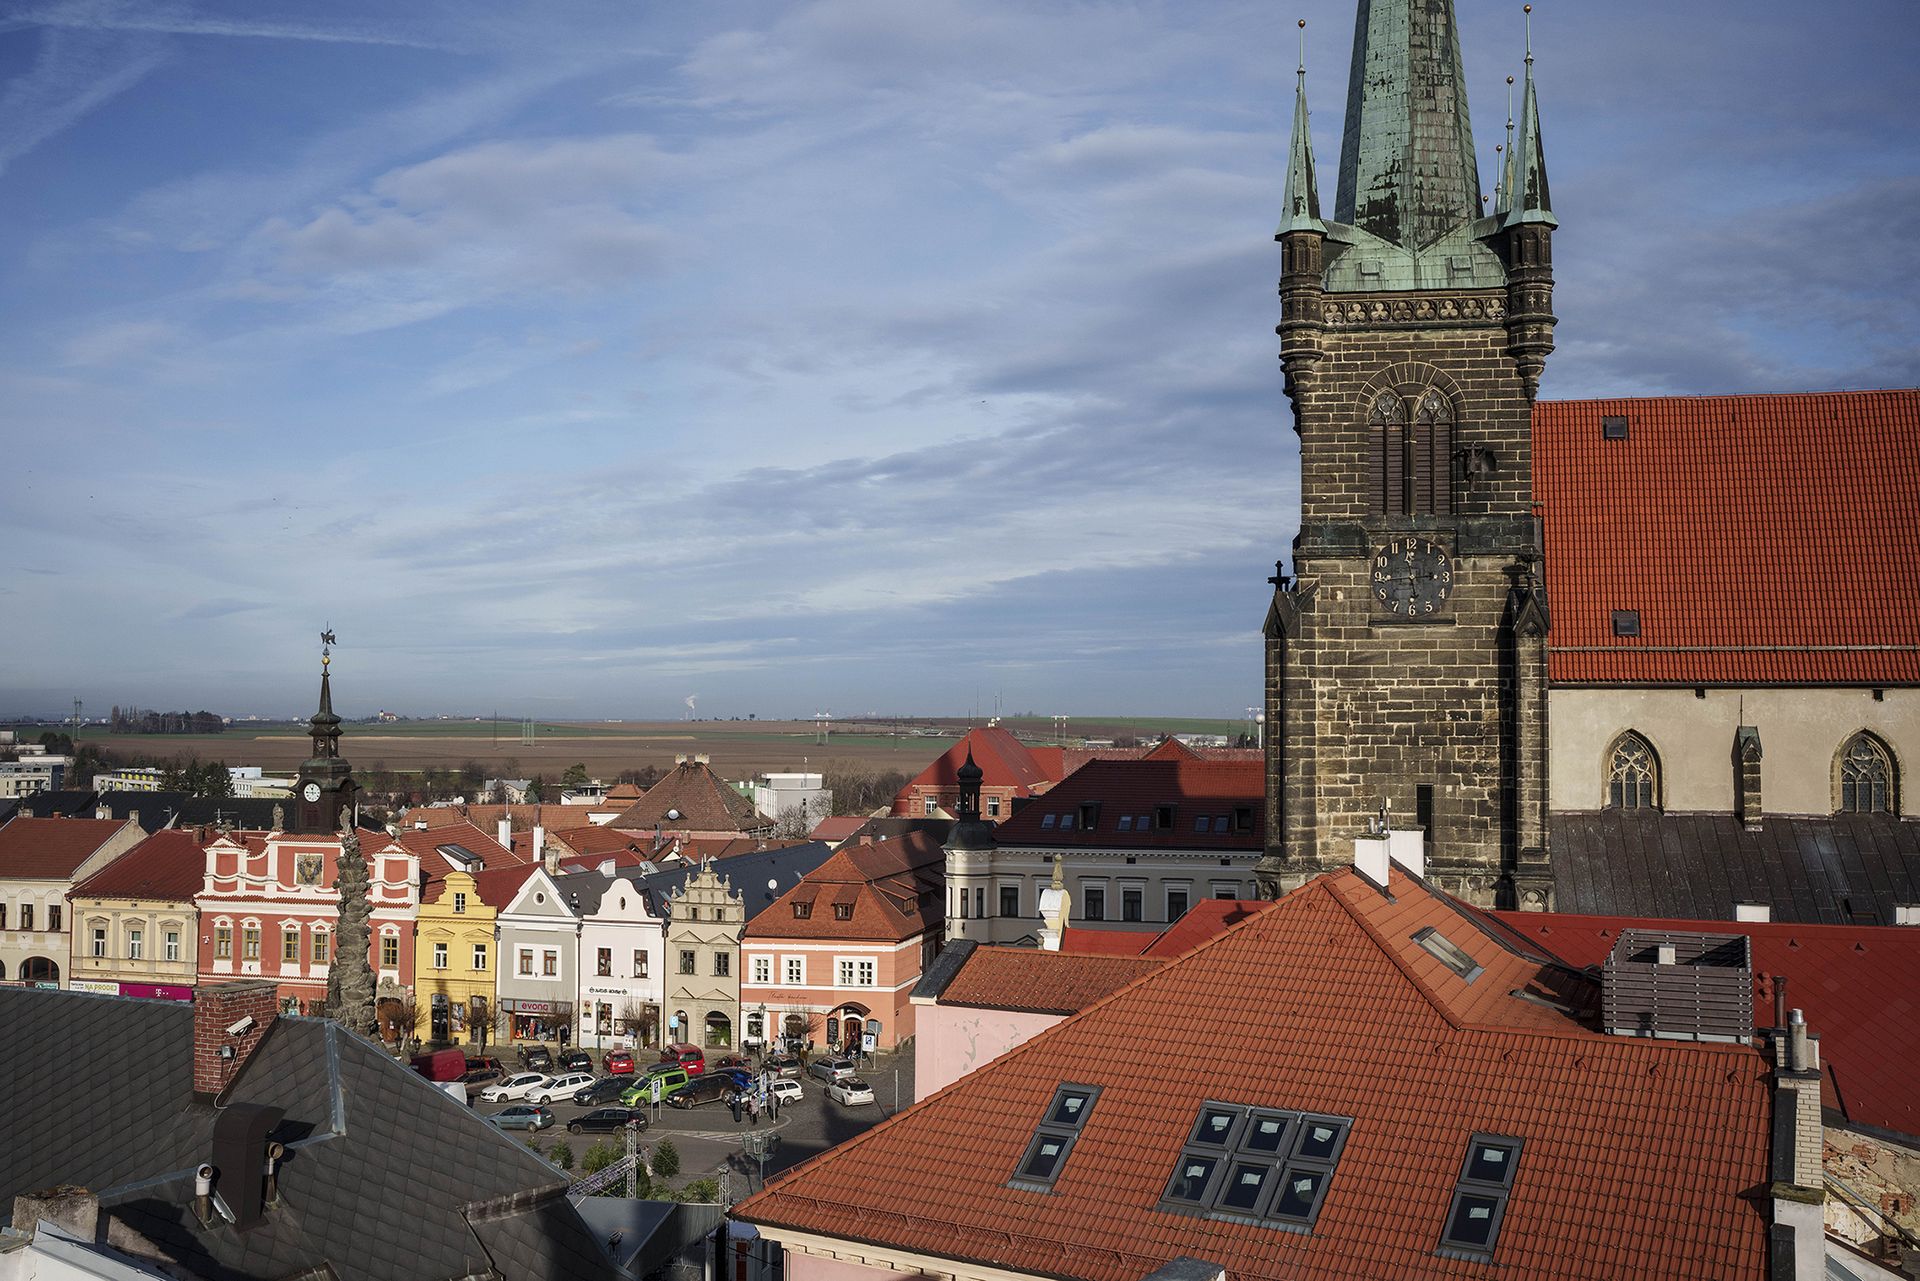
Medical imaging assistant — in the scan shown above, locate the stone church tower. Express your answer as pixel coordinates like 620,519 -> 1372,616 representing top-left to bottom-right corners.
1256,0 -> 1556,909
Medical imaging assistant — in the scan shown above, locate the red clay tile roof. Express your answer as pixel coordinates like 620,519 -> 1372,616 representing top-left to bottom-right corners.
471,863 -> 540,909
994,756 -> 1264,849
1141,898 -> 1273,957
1534,390 -> 1920,685
0,817 -> 131,880
893,728 -> 1062,814
547,825 -> 657,859
607,761 -> 770,834
1054,927 -> 1153,956
1495,909 -> 1920,1138
809,816 -> 867,843
71,829 -> 203,901
393,821 -> 520,884
748,831 -> 944,942
938,948 -> 1163,1015
738,866 -> 1772,1279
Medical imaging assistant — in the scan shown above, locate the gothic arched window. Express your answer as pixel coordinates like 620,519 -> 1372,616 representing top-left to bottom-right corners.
1368,388 -> 1454,516
1606,733 -> 1659,810
1837,733 -> 1894,814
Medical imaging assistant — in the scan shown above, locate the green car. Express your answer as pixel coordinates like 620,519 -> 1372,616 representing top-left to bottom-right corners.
619,1066 -> 690,1106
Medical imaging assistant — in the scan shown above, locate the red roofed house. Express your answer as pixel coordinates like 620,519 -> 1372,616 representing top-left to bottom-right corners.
891,726 -> 1065,821
737,837 -> 1835,1280
608,755 -> 773,841
67,827 -> 210,1002
741,831 -> 945,1052
0,814 -> 143,987
1494,908 -> 1920,1266
944,739 -> 1266,948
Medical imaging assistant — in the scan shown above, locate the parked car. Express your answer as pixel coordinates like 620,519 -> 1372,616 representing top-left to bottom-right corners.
659,1043 -> 706,1076
620,1067 -> 690,1106
826,1077 -> 875,1106
808,1057 -> 855,1083
485,1104 -> 554,1131
464,1056 -> 506,1082
480,1072 -> 552,1103
712,1054 -> 751,1071
567,1107 -> 649,1135
769,1078 -> 803,1105
559,1049 -> 594,1074
603,1049 -> 636,1075
410,1048 -> 468,1082
713,1067 -> 755,1090
518,1045 -> 553,1072
529,1072 -> 595,1104
666,1074 -> 737,1109
765,1054 -> 803,1079
573,1077 -> 631,1106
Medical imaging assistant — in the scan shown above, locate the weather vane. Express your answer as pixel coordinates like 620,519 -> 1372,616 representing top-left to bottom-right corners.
321,628 -> 336,667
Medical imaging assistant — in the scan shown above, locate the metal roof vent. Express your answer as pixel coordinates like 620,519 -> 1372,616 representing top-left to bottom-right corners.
1602,929 -> 1752,1043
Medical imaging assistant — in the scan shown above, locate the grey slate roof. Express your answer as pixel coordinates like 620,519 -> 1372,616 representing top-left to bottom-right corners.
16,788 -> 99,818
555,841 -> 835,924
1550,811 -> 1920,925
0,987 -> 619,1281
909,938 -> 976,1001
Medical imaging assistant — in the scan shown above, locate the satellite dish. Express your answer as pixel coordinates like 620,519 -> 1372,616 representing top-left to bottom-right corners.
666,808 -> 682,821
768,879 -> 778,891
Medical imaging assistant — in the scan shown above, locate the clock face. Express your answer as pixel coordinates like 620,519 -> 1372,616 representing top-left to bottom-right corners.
303,782 -> 322,803
1371,538 -> 1454,617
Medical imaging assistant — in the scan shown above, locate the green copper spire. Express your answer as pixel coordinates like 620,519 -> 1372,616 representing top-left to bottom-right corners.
1278,23 -> 1325,235
1333,0 -> 1482,249
1503,18 -> 1554,229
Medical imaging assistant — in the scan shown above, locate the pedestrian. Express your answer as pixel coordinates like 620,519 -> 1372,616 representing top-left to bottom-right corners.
747,1095 -> 759,1125
769,1089 -> 780,1122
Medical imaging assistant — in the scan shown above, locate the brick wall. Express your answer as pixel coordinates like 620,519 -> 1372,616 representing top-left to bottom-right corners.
192,978 -> 280,1097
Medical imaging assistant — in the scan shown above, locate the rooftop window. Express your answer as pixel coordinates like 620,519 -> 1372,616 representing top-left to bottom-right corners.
1158,1103 -> 1352,1231
1009,1084 -> 1102,1192
1412,927 -> 1484,983
1611,609 -> 1641,637
1600,414 -> 1629,440
1193,815 -> 1210,833
1118,816 -> 1134,831
1437,1134 -> 1523,1260
792,901 -> 812,919
1041,814 -> 1057,830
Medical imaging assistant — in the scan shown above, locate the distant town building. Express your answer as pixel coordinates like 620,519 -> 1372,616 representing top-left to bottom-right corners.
0,815 -> 144,986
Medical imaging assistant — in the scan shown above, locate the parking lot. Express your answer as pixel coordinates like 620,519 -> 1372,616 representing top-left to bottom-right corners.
473,1043 -> 917,1196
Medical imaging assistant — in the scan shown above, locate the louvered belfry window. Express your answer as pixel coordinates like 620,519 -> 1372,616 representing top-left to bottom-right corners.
1369,389 -> 1453,515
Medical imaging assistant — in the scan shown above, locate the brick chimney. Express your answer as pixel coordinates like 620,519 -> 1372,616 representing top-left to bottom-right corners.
193,979 -> 280,1099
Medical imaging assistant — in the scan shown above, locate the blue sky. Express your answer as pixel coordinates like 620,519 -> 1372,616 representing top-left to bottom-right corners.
2,1 -> 1915,721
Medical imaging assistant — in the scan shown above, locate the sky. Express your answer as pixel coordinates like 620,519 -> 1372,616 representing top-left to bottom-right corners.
2,1 -> 1916,722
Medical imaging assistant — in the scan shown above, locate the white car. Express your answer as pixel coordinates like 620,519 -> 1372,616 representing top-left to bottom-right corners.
480,1072 -> 551,1103
769,1078 -> 803,1105
826,1077 -> 874,1106
529,1072 -> 595,1104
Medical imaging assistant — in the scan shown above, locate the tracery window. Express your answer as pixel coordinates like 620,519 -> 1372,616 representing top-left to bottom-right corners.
1606,733 -> 1658,810
1838,733 -> 1894,814
1369,388 -> 1454,516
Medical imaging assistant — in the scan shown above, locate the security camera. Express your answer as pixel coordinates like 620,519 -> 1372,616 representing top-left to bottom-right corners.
227,1015 -> 256,1037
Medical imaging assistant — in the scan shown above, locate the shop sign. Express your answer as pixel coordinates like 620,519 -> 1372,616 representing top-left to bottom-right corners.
584,985 -> 626,998
122,983 -> 194,1002
71,979 -> 120,995
513,1000 -> 553,1015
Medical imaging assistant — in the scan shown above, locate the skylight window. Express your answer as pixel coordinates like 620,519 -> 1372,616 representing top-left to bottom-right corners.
1158,1103 -> 1352,1231
1412,927 -> 1484,983
1009,1084 -> 1101,1192
1437,1134 -> 1523,1260
1194,815 -> 1210,833
1041,814 -> 1057,830
1059,813 -> 1076,831
1118,816 -> 1134,831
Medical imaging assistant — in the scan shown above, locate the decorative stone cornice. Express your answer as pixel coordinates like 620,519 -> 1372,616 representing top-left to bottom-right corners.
1321,291 -> 1506,330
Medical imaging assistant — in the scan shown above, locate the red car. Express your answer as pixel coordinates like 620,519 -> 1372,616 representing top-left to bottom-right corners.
712,1054 -> 751,1072
604,1049 -> 636,1075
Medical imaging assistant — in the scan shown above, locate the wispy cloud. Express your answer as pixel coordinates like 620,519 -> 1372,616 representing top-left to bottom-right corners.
0,26 -> 166,177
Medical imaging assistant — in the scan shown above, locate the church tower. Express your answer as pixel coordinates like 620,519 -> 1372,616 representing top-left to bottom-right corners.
292,635 -> 359,835
1256,2 -> 1556,909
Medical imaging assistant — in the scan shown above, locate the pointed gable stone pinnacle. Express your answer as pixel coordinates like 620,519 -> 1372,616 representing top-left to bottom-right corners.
1503,56 -> 1555,229
1334,0 -> 1482,249
1278,66 -> 1325,235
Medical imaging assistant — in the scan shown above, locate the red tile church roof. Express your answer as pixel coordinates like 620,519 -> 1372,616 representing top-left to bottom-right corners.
1534,389 -> 1920,685
738,866 -> 1771,1279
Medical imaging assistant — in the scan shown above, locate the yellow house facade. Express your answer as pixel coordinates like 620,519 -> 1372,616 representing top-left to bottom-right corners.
414,869 -> 498,1046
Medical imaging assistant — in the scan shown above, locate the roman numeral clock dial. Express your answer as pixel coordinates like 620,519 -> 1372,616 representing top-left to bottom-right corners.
1371,538 -> 1454,617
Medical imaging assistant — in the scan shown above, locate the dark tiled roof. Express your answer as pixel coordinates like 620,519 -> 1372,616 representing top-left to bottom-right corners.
738,866 -> 1772,1278
994,756 -> 1264,850
1495,910 -> 1920,1138
16,789 -> 98,817
71,829 -> 204,900
1550,810 -> 1920,925
1534,390 -> 1920,685
558,841 -> 836,924
0,815 -> 129,879
0,988 -> 617,1281
609,761 -> 771,834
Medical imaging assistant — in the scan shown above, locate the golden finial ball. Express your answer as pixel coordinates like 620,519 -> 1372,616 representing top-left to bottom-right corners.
1523,4 -> 1532,12
1298,18 -> 1306,27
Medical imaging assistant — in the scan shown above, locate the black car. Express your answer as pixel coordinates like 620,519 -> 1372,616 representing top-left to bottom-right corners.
559,1049 -> 593,1074
519,1045 -> 553,1072
567,1107 -> 648,1135
572,1076 -> 631,1106
665,1073 -> 738,1109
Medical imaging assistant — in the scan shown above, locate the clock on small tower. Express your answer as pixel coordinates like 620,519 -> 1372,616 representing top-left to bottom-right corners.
1370,538 -> 1454,617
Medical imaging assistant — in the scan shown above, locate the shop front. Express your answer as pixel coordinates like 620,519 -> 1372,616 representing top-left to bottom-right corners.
501,996 -> 568,1042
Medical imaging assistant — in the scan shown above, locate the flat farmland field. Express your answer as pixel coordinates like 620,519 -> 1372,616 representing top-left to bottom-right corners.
81,720 -> 964,779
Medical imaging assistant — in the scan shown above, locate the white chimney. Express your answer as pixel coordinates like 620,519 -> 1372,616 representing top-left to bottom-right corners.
1734,902 -> 1771,923
497,818 -> 512,850
1353,834 -> 1390,887
533,825 -> 546,858
1386,827 -> 1424,879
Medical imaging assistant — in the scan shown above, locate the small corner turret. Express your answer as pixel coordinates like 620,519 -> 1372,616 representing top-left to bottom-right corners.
1497,6 -> 1557,401
1276,19 -> 1328,413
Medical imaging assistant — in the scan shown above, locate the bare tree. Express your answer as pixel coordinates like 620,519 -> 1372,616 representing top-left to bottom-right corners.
549,1000 -> 577,1047
377,989 -> 421,1055
619,996 -> 656,1046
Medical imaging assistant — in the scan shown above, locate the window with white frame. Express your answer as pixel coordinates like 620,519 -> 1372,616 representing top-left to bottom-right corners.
855,959 -> 876,986
752,956 -> 772,984
434,942 -> 448,969
473,943 -> 488,970
165,929 -> 180,962
91,926 -> 107,958
128,928 -> 144,960
541,947 -> 559,977
838,959 -> 857,986
784,956 -> 804,985
518,948 -> 534,976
